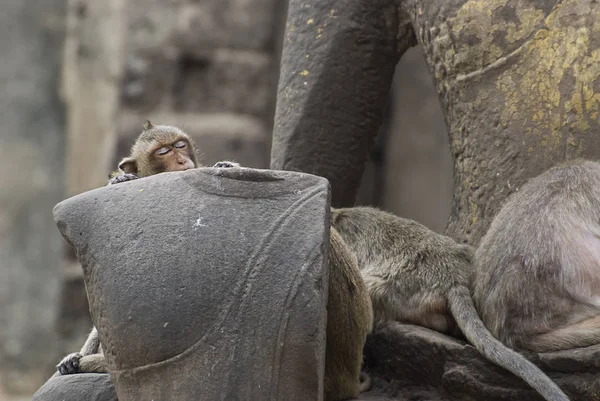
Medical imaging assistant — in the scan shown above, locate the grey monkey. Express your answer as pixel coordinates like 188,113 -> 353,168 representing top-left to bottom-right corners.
331,206 -> 570,401
475,159 -> 600,353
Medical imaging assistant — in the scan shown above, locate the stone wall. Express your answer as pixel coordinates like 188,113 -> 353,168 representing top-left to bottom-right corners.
113,0 -> 288,168
0,0 -> 67,395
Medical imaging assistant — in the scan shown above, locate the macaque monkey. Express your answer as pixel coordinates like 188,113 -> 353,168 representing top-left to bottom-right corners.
56,121 -> 238,375
57,121 -> 373,401
475,159 -> 600,355
325,228 -> 373,400
331,206 -> 569,401
107,119 -> 239,185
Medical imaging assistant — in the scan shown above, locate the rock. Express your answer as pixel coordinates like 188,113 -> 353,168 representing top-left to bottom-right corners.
0,0 -> 67,394
32,374 -> 117,401
52,168 -> 331,401
361,322 -> 600,401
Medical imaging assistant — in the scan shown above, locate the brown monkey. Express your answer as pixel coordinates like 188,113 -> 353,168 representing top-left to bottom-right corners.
58,121 -> 373,401
331,206 -> 569,401
325,227 -> 373,400
57,121 -> 239,375
108,120 -> 239,184
475,159 -> 600,354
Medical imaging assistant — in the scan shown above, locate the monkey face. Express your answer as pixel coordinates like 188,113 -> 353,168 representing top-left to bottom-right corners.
153,139 -> 196,172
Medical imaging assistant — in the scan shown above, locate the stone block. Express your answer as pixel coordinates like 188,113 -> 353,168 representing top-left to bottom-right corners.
32,374 -> 117,401
171,0 -> 281,51
362,322 -> 598,401
121,48 -> 273,116
52,168 -> 331,401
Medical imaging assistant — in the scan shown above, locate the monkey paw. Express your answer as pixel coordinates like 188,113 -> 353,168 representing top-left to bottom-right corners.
109,173 -> 140,185
213,161 -> 240,168
56,352 -> 82,375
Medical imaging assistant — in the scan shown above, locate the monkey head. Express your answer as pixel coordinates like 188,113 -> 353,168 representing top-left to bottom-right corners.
118,120 -> 201,177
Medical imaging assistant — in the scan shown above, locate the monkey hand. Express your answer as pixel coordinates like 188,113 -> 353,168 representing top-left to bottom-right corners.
56,352 -> 82,375
109,173 -> 140,185
213,161 -> 240,168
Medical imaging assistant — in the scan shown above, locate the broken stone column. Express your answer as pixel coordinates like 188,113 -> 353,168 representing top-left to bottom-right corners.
47,168 -> 331,401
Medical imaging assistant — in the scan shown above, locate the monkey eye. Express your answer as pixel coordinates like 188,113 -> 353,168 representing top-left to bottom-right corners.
156,146 -> 170,156
174,140 -> 187,149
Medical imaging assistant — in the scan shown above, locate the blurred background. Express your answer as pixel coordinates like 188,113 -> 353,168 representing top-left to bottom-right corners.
0,1 -> 452,399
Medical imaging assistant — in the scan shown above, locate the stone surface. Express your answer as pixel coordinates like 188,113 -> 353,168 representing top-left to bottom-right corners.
52,168 -> 331,401
120,0 -> 283,117
271,0 -> 416,208
362,322 -> 600,401
0,0 -> 67,394
32,374 -> 117,401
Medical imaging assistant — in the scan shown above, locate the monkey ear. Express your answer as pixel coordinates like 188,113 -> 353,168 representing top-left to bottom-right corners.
143,120 -> 154,130
118,157 -> 138,175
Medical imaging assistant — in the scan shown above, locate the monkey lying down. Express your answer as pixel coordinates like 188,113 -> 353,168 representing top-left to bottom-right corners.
57,121 -> 373,401
331,206 -> 569,401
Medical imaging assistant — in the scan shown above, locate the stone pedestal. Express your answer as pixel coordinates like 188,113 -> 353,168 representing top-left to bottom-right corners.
51,167 -> 331,401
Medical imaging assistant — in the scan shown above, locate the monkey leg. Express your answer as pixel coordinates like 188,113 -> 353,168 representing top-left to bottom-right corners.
522,314 -> 600,352
78,354 -> 109,374
324,229 -> 373,401
363,275 -> 457,334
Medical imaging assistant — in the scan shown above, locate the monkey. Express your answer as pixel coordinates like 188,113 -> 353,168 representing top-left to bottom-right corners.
54,327 -> 107,376
325,227 -> 373,400
107,120 -> 240,185
57,121 -> 373,401
330,206 -> 570,401
474,159 -> 600,355
56,120 -> 239,376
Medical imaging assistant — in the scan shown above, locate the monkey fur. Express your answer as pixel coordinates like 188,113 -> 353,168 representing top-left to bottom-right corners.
331,206 -> 569,401
58,121 -> 373,401
475,159 -> 600,355
325,227 -> 373,400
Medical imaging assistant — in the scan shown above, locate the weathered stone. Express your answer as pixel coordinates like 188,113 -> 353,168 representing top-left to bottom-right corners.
170,0 -> 282,52
361,322 -> 599,401
32,374 -> 117,401
52,168 -> 330,401
63,0 -> 126,194
124,0 -> 280,54
121,48 -> 273,117
0,0 -> 67,395
115,112 -> 270,169
271,0 -> 416,207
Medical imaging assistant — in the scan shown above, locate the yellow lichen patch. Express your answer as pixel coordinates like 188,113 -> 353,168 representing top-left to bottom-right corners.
493,1 -> 600,150
299,70 -> 310,76
307,18 -> 314,25
470,201 -> 479,226
449,0 -> 545,69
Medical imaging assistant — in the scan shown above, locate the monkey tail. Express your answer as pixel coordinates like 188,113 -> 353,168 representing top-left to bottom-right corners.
448,286 -> 570,401
359,371 -> 372,393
